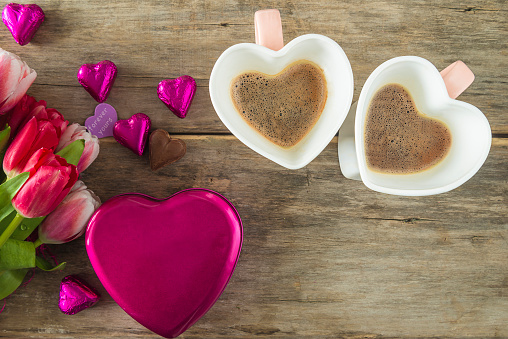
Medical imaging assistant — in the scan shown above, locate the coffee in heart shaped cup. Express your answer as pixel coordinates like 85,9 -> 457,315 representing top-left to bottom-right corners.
338,56 -> 491,196
209,9 -> 353,169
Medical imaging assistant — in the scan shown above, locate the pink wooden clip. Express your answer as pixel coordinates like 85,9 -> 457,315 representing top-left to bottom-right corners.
440,60 -> 475,99
254,9 -> 284,51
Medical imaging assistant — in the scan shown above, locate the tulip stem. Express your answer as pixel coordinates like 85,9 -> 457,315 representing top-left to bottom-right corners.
0,213 -> 25,249
33,238 -> 42,248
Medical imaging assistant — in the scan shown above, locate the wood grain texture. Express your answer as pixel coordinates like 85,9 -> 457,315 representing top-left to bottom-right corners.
0,0 -> 506,133
0,0 -> 507,338
1,137 -> 507,338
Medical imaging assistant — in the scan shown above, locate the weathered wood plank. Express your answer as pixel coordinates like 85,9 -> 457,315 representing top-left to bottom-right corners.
0,0 -> 506,133
1,137 -> 506,338
0,0 -> 506,337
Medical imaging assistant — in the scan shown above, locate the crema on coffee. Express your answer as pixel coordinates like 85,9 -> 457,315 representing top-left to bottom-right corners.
231,60 -> 327,148
365,84 -> 452,174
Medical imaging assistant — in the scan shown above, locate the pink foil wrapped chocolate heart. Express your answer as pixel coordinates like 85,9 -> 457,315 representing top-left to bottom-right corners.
77,60 -> 117,103
86,189 -> 242,338
158,75 -> 196,118
2,3 -> 45,46
59,275 -> 100,315
113,113 -> 151,156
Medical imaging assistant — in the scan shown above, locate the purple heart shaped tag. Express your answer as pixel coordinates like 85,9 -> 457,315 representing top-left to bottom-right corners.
157,75 -> 196,119
77,60 -> 117,103
2,3 -> 45,46
85,103 -> 118,138
113,113 -> 151,156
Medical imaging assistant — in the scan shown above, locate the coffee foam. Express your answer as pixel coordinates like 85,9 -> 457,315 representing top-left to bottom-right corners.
365,84 -> 451,174
231,61 -> 327,148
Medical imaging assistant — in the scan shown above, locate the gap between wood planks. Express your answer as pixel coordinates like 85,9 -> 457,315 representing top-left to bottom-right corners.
97,134 -> 508,141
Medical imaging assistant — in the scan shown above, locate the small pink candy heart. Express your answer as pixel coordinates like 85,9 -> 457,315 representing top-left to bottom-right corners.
2,3 -> 45,46
85,103 -> 118,138
158,75 -> 196,119
77,60 -> 117,103
113,113 -> 151,156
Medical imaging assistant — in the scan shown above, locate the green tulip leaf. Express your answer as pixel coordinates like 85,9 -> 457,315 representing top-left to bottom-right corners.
0,239 -> 35,270
35,256 -> 66,271
0,269 -> 29,300
10,216 -> 45,241
0,211 -> 15,235
0,125 -> 9,184
56,139 -> 85,167
0,125 -> 11,154
0,172 -> 29,222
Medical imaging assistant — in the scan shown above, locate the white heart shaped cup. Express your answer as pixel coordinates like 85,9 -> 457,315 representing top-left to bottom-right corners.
338,56 -> 491,196
209,10 -> 353,169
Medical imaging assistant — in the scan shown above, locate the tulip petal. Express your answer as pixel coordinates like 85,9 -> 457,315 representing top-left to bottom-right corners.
13,163 -> 77,218
56,123 -> 80,152
0,53 -> 23,104
3,117 -> 37,176
38,182 -> 100,244
0,59 -> 36,114
55,123 -> 99,173
32,120 -> 59,152
6,94 -> 36,137
77,135 -> 99,172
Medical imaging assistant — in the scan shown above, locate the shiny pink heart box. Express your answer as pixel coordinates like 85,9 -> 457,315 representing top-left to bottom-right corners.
86,189 -> 243,338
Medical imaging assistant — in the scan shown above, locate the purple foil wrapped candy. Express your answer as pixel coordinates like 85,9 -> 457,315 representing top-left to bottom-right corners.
59,275 -> 100,315
2,3 -> 45,46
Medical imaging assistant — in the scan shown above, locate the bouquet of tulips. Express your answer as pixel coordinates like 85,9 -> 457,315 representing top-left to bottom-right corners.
0,49 -> 100,300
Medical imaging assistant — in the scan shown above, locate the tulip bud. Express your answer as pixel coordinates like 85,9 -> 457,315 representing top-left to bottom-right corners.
56,123 -> 99,173
12,148 -> 79,218
3,117 -> 60,178
0,48 -> 37,114
38,181 -> 101,244
4,94 -> 37,137
7,94 -> 68,140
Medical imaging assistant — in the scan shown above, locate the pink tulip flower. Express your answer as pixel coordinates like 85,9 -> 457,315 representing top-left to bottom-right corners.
56,123 -> 99,173
12,148 -> 79,218
38,180 -> 100,244
3,116 -> 61,178
0,48 -> 37,114
7,94 -> 67,139
3,94 -> 36,135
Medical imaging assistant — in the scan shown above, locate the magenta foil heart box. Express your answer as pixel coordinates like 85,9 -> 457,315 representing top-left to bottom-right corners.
85,189 -> 242,338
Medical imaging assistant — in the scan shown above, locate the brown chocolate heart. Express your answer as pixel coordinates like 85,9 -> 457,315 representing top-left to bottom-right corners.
149,129 -> 186,171
230,60 -> 327,148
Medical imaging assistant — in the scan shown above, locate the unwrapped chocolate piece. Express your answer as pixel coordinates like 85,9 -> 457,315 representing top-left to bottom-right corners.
59,275 -> 100,315
149,129 -> 186,171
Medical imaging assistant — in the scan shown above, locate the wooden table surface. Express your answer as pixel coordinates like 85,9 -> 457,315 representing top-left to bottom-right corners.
1,0 -> 507,338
